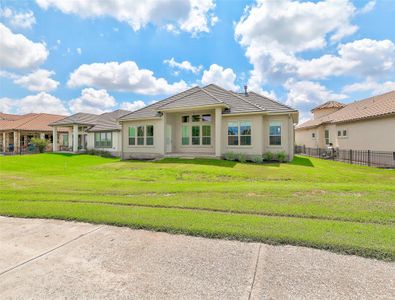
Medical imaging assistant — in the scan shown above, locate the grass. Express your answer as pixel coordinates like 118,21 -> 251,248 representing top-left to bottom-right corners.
0,153 -> 394,260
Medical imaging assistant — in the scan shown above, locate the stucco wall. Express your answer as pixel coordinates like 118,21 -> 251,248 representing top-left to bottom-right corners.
87,131 -> 121,155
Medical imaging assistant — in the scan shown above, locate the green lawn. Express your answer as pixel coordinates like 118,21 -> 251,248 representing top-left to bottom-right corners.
0,153 -> 394,260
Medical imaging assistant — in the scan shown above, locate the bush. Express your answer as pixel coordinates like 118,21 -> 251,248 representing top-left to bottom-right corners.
31,138 -> 48,153
252,155 -> 263,164
237,153 -> 247,163
224,152 -> 237,161
263,151 -> 273,161
86,149 -> 113,158
276,151 -> 287,162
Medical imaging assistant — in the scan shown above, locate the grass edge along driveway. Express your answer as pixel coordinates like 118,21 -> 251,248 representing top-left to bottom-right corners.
0,154 -> 394,261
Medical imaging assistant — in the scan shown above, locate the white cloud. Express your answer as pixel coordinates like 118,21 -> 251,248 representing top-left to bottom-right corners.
69,88 -> 116,114
13,69 -> 59,92
67,61 -> 188,95
120,100 -> 146,112
359,1 -> 376,14
76,47 -> 82,55
284,79 -> 347,121
342,79 -> 395,95
296,39 -> 395,79
0,97 -> 14,113
201,64 -> 238,91
1,8 -> 36,29
36,0 -> 216,36
164,57 -> 202,74
0,23 -> 48,69
18,92 -> 68,115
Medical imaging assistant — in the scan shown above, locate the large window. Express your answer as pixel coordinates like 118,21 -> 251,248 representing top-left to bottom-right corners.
62,133 -> 69,146
181,114 -> 211,146
228,121 -> 252,146
269,122 -> 281,146
95,132 -> 112,148
128,125 -> 154,146
324,129 -> 330,145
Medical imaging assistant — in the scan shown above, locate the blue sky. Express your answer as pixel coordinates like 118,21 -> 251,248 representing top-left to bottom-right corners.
1,0 -> 394,122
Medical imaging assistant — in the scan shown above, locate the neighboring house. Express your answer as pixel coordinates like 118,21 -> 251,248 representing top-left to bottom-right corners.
295,90 -> 395,151
118,84 -> 298,161
50,110 -> 130,156
0,113 -> 69,153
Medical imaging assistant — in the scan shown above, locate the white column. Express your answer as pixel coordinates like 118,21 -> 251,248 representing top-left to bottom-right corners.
215,107 -> 222,157
73,125 -> 78,152
2,132 -> 5,152
52,127 -> 58,151
13,131 -> 20,153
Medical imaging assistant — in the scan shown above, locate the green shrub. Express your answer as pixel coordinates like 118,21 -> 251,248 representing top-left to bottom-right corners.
237,153 -> 247,163
252,155 -> 263,164
31,138 -> 48,153
86,149 -> 113,158
276,151 -> 287,162
263,151 -> 273,161
224,152 -> 237,161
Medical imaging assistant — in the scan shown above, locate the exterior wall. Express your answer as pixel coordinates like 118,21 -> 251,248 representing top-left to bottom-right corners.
313,108 -> 341,119
295,116 -> 395,151
121,118 -> 165,159
263,114 -> 294,160
86,131 -> 121,156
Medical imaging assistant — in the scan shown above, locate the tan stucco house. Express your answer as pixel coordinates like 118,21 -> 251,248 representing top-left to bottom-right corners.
0,112 -> 69,153
295,90 -> 395,151
119,84 -> 298,161
50,110 -> 130,156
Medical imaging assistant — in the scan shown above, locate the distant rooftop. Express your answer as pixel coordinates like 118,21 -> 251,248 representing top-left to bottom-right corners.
0,113 -> 68,132
311,101 -> 345,112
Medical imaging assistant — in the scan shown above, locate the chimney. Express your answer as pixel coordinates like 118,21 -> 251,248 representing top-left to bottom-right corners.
244,85 -> 248,96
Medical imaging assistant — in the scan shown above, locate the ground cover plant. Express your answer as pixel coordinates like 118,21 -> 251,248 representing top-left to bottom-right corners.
0,153 -> 394,260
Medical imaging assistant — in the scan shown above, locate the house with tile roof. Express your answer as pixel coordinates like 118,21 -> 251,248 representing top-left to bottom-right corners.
118,84 -> 299,161
295,90 -> 395,151
0,113 -> 69,153
50,109 -> 130,156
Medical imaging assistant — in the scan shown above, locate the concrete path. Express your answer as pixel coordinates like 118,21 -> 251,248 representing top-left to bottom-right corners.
0,216 -> 393,299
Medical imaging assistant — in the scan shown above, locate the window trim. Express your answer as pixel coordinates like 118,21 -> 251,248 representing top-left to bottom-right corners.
269,121 -> 282,146
128,125 -> 154,147
94,131 -> 112,148
227,120 -> 252,147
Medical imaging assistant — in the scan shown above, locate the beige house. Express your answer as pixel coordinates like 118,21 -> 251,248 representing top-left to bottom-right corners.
50,110 -> 130,156
0,113 -> 69,153
119,84 -> 298,161
295,91 -> 395,151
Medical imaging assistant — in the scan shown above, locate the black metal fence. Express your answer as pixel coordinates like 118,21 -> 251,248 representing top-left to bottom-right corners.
295,146 -> 395,168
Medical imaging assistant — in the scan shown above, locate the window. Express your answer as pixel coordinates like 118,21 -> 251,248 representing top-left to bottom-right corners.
62,133 -> 69,146
128,127 -> 136,145
202,114 -> 212,122
269,122 -> 281,146
324,130 -> 330,145
128,125 -> 154,146
182,125 -> 189,145
312,133 -> 315,139
338,130 -> 341,137
343,130 -> 347,137
192,126 -> 200,145
192,115 -> 201,122
95,132 -> 112,148
182,116 -> 189,123
228,121 -> 252,146
202,125 -> 211,145
146,125 -> 154,145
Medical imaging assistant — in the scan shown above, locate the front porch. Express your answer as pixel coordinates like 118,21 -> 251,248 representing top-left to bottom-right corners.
52,124 -> 87,153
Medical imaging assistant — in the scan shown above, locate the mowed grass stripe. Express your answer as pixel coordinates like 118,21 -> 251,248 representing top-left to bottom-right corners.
0,200 -> 393,261
3,198 -> 392,225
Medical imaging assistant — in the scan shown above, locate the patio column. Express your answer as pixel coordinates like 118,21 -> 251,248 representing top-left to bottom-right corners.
13,131 -> 20,153
2,132 -> 5,152
72,124 -> 78,152
215,107 -> 222,157
52,127 -> 58,152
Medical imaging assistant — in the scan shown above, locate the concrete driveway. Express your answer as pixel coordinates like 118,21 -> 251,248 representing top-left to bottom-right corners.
0,216 -> 394,299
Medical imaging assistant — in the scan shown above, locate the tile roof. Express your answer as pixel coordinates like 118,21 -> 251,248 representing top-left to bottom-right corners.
0,113 -> 68,132
50,110 -> 131,132
311,101 -> 345,112
120,84 -> 297,121
296,90 -> 395,130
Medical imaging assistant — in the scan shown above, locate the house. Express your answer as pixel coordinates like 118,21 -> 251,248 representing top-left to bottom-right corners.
118,84 -> 298,161
0,113 -> 69,153
295,90 -> 395,151
50,109 -> 130,156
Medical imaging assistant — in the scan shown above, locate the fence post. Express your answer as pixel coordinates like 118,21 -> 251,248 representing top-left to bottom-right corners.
349,149 -> 353,164
368,150 -> 371,166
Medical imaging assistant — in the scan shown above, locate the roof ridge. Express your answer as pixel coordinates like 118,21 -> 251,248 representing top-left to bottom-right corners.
14,114 -> 41,129
249,91 -> 296,111
199,88 -> 224,104
229,90 -> 265,111
156,86 -> 203,109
